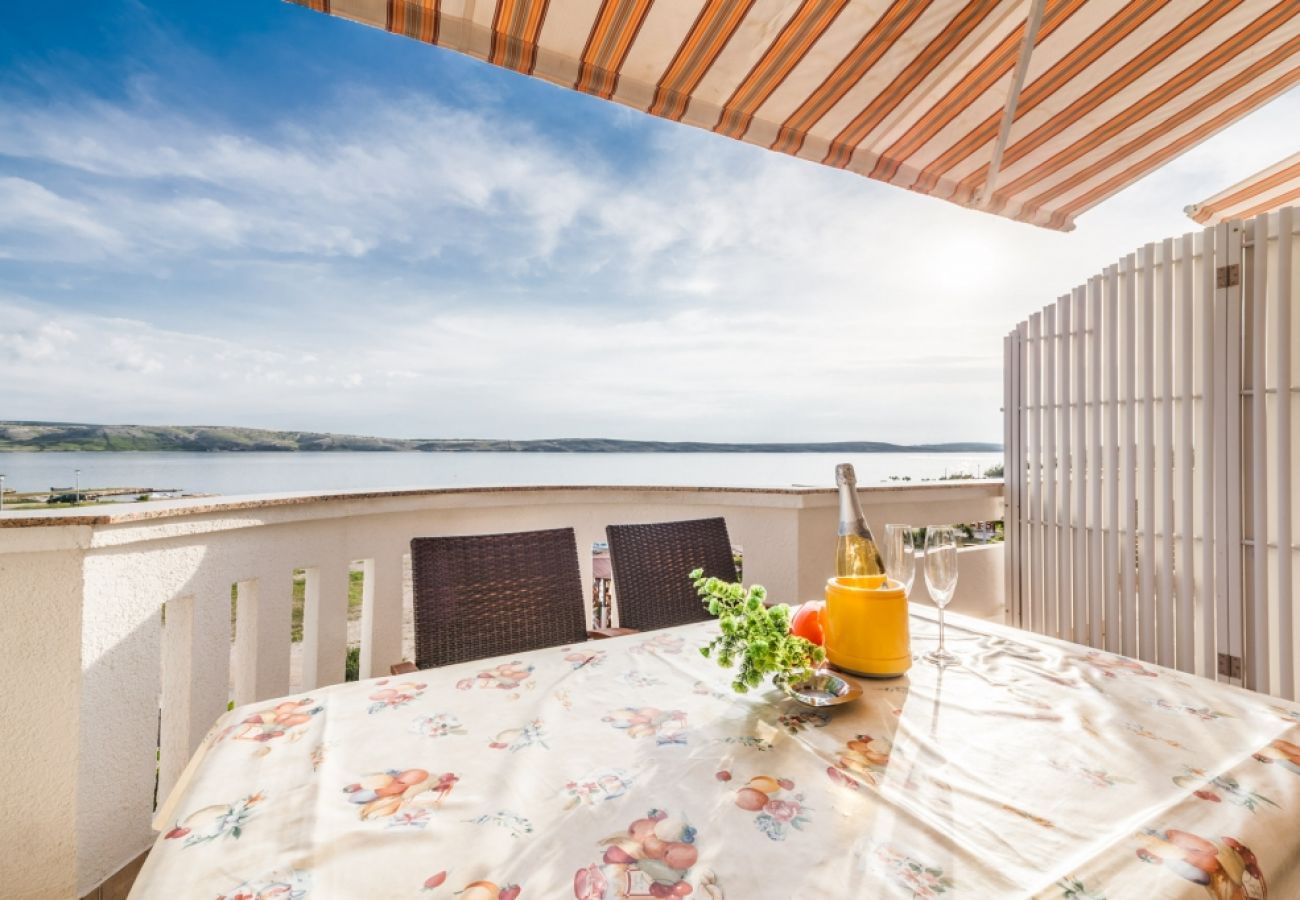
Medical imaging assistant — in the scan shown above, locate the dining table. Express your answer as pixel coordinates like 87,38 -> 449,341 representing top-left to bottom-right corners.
130,606 -> 1300,899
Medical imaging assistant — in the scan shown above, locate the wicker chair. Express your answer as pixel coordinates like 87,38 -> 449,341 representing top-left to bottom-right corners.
606,517 -> 738,631
405,528 -> 591,671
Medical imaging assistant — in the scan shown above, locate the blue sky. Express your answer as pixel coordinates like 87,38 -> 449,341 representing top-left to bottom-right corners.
3,1 -> 1299,443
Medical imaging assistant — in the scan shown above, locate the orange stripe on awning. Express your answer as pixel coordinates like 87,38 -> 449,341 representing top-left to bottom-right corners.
287,0 -> 1300,231
1189,149 -> 1300,225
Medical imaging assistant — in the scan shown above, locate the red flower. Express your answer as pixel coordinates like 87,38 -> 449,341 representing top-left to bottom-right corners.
715,770 -> 731,782
164,826 -> 190,840
1193,790 -> 1221,802
424,871 -> 447,890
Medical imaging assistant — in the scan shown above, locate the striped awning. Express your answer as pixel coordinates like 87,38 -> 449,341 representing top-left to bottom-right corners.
1187,149 -> 1300,225
291,0 -> 1300,232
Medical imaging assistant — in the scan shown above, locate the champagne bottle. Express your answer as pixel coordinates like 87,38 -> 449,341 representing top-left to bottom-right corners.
835,463 -> 885,577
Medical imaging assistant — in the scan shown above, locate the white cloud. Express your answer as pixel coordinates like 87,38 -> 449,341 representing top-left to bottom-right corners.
2,80 -> 1300,443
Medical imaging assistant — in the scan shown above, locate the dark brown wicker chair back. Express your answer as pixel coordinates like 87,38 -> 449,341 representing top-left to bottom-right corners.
409,528 -> 589,669
606,517 -> 738,631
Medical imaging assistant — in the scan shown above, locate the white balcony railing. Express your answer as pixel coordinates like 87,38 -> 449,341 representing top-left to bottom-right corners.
0,481 -> 1003,898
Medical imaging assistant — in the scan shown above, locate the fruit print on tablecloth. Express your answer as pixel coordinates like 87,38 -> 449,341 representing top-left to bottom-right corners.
1123,721 -> 1185,750
457,662 -> 535,694
165,792 -> 265,848
423,873 -> 520,899
776,709 -> 829,735
563,769 -> 635,808
217,698 -> 322,752
215,867 -> 309,900
1172,765 -> 1278,812
1072,651 -> 1158,680
828,734 -> 893,788
1147,698 -> 1233,721
341,769 -> 458,828
872,846 -> 953,898
718,735 -> 773,752
562,647 -> 607,670
1135,827 -> 1265,898
1047,758 -> 1133,789
573,808 -> 722,899
630,633 -> 685,656
367,679 -> 427,714
603,708 -> 688,745
725,773 -> 811,841
1055,875 -> 1106,899
411,713 -> 468,739
488,719 -> 549,752
1253,737 -> 1300,776
464,810 -> 533,838
621,671 -> 664,688
1269,704 -> 1300,726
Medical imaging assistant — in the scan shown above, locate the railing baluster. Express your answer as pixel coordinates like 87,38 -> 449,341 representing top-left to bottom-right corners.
1121,252 -> 1138,658
1199,227 -> 1218,679
1177,232 -> 1196,674
1248,215 -> 1270,694
1276,206 -> 1295,700
1104,263 -> 1120,653
1139,243 -> 1157,663
301,561 -> 351,690
1029,312 -> 1044,635
1044,303 -> 1058,638
1088,275 -> 1103,650
1158,237 -> 1176,668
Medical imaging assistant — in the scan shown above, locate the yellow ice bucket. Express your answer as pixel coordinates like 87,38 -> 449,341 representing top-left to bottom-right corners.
822,575 -> 911,677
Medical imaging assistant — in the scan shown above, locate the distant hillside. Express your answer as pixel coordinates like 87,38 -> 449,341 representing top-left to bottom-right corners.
0,422 -> 1001,454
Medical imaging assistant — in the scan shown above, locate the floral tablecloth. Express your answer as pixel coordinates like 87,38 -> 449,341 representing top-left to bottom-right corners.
132,607 -> 1300,899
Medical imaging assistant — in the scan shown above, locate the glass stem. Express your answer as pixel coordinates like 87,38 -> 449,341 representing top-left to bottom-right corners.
938,606 -> 945,652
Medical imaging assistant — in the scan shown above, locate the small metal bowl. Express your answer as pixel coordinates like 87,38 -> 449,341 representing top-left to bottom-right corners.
778,670 -> 863,707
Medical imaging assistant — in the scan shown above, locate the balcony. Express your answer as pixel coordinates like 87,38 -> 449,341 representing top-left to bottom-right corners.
0,480 -> 1002,899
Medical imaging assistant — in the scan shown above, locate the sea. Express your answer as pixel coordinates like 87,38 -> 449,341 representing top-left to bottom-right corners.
0,450 -> 1002,497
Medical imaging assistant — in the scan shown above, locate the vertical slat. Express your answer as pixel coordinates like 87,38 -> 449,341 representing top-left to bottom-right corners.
1200,227 -> 1218,678
1277,206 -> 1295,699
1004,332 -> 1016,626
1058,295 -> 1073,641
1139,243 -> 1157,663
1158,237 -> 1176,668
1215,221 -> 1245,684
1121,253 -> 1138,657
1248,215 -> 1270,694
1104,263 -> 1121,653
1029,312 -> 1045,635
1017,321 -> 1030,630
1088,275 -> 1103,649
1177,232 -> 1196,674
1073,286 -> 1088,644
1044,303 -> 1059,638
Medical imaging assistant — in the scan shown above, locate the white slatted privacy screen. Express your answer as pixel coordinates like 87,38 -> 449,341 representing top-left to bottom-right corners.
1004,207 -> 1299,698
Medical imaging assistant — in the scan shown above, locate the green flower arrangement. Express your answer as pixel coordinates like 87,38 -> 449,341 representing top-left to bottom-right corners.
691,568 -> 826,694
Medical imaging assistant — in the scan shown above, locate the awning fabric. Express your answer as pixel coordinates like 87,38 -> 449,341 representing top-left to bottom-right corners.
291,0 -> 1300,232
1187,149 -> 1300,225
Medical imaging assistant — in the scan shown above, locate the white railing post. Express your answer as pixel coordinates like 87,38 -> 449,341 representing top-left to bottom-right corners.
233,573 -> 293,705
301,561 -> 350,690
360,552 -> 407,678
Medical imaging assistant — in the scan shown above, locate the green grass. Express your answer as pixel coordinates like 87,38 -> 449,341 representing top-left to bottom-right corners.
230,566 -> 365,643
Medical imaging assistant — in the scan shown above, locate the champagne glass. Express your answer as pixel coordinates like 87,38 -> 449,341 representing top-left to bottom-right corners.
883,524 -> 915,597
923,526 -> 959,666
